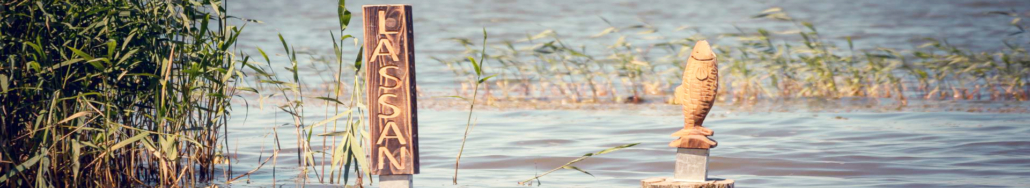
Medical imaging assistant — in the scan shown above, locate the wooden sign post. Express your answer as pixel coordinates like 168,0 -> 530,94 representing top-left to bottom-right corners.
363,4 -> 418,188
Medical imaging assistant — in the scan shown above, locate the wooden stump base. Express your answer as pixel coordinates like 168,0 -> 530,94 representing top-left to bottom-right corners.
641,177 -> 734,188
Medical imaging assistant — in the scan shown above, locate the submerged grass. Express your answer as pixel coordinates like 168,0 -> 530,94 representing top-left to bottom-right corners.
518,143 -> 638,186
434,8 -> 1030,106
1,0 -> 246,186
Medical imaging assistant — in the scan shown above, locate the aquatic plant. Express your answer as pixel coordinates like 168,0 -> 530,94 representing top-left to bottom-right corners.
518,143 -> 639,186
1,0 -> 245,186
733,7 -> 1029,102
434,8 -> 1030,106
452,28 -> 493,185
230,0 -> 372,186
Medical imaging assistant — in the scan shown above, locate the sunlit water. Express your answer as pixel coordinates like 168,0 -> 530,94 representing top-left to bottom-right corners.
220,0 -> 1030,187
229,0 -> 1030,88
222,103 -> 1030,187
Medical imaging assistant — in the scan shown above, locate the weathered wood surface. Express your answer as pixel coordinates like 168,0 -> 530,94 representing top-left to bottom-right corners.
670,40 -> 719,149
641,177 -> 734,188
364,4 -> 419,175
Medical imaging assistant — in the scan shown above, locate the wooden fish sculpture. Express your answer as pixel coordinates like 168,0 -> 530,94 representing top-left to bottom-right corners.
669,40 -> 718,149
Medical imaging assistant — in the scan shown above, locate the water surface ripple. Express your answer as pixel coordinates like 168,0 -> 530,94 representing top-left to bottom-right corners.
224,106 -> 1030,187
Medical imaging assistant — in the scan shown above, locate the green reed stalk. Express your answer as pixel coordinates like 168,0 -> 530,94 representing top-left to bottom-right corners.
454,28 -> 492,185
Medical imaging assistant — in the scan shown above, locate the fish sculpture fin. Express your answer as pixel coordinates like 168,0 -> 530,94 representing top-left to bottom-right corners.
674,85 -> 687,105
668,135 -> 717,149
694,64 -> 710,80
671,127 -> 714,137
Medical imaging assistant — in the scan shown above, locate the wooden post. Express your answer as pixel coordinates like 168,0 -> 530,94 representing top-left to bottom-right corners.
674,148 -> 708,182
363,4 -> 417,187
643,41 -> 733,188
380,174 -> 414,188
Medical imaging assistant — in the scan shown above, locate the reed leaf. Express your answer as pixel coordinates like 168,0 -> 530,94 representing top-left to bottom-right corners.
519,143 -> 639,185
110,132 -> 151,152
0,152 -> 44,184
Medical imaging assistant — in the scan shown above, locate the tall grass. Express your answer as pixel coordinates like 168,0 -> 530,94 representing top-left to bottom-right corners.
1,0 -> 245,186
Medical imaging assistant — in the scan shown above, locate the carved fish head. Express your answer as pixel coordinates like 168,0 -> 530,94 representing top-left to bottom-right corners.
684,40 -> 717,81
691,40 -> 715,62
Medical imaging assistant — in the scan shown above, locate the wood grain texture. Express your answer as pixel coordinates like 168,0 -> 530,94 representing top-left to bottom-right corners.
641,177 -> 735,188
364,4 -> 419,175
670,40 -> 719,149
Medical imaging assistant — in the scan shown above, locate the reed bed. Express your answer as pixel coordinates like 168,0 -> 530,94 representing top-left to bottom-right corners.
434,8 -> 1030,105
1,0 -> 246,187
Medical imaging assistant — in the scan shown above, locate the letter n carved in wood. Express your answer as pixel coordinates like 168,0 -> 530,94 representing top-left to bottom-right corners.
363,4 -> 418,175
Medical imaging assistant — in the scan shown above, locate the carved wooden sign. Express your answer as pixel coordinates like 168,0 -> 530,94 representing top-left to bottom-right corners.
363,4 -> 419,175
670,40 -> 719,149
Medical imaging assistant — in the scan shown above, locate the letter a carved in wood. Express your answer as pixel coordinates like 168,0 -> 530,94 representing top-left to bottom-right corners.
364,4 -> 418,175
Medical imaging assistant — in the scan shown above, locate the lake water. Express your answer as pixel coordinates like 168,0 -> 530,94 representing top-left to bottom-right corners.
223,0 -> 1030,187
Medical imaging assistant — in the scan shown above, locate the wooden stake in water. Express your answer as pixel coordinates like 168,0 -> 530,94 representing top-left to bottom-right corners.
642,40 -> 734,188
675,148 -> 708,182
380,174 -> 414,188
363,4 -> 418,187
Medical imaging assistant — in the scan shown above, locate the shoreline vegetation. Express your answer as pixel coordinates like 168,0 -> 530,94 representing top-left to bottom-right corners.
2,0 -> 1029,187
2,0 -> 245,186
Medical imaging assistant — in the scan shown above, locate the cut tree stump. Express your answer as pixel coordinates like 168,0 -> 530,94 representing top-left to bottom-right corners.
641,177 -> 734,188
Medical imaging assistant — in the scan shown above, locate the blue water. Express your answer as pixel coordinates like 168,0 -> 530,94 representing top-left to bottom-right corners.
220,1 -> 1030,187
